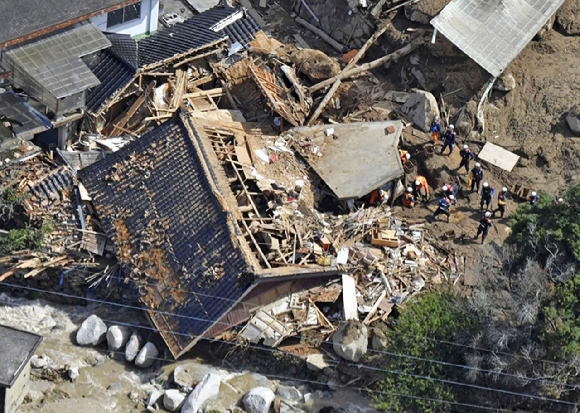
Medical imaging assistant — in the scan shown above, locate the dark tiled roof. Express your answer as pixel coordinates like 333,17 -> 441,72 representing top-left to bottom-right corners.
86,50 -> 137,113
79,113 -> 253,357
0,0 -> 139,46
0,325 -> 42,387
105,7 -> 261,68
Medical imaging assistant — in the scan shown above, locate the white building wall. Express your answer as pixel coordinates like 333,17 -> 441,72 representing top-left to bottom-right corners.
91,0 -> 159,37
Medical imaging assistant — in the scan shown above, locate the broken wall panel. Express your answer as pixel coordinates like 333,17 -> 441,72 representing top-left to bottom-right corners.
431,0 -> 566,77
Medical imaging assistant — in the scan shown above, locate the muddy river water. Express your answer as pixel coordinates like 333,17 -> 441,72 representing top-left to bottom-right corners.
0,293 -> 377,413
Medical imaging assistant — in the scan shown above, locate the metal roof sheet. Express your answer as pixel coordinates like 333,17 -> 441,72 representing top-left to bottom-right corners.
6,23 -> 110,98
0,325 -> 42,388
79,112 -> 253,358
289,121 -> 405,200
431,0 -> 566,77
0,91 -> 52,139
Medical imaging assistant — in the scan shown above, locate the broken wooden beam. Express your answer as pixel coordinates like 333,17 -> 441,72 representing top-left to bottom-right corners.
106,80 -> 156,136
309,32 -> 427,93
295,17 -> 346,53
344,22 -> 392,71
307,79 -> 341,126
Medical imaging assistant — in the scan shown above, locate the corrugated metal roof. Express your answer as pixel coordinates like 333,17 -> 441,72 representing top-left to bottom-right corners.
431,0 -> 566,77
79,112 -> 254,358
5,23 -> 111,98
86,50 -> 137,113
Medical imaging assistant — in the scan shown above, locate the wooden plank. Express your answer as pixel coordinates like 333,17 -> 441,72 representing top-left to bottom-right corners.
342,274 -> 358,320
293,34 -> 311,49
235,145 -> 255,180
183,88 -> 225,99
106,80 -> 156,136
307,80 -> 341,126
364,290 -> 387,325
295,16 -> 346,52
477,142 -> 520,172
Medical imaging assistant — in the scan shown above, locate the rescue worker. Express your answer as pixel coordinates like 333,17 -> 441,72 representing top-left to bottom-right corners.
430,115 -> 442,145
493,187 -> 508,218
399,149 -> 411,164
556,197 -> 568,206
370,188 -> 388,205
529,191 -> 540,205
434,197 -> 452,222
440,124 -> 457,156
402,187 -> 417,207
413,176 -> 430,202
442,184 -> 457,198
475,212 -> 493,244
458,144 -> 475,173
480,182 -> 495,210
469,163 -> 484,192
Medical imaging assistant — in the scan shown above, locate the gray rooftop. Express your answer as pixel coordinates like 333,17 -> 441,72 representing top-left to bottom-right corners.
290,121 -> 404,199
0,0 -> 137,47
0,325 -> 42,388
0,91 -> 52,141
431,0 -> 566,77
5,23 -> 110,98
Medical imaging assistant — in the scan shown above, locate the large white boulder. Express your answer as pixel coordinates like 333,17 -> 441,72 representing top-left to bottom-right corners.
76,315 -> 107,346
125,331 -> 142,362
106,325 -> 131,351
135,342 -> 158,368
146,390 -> 164,406
164,389 -> 186,412
242,387 -> 276,413
332,320 -> 368,362
401,89 -> 440,132
181,373 -> 221,413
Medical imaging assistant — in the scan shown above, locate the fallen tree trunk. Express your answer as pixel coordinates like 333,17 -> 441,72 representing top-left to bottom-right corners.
309,32 -> 427,93
295,16 -> 346,53
307,80 -> 341,126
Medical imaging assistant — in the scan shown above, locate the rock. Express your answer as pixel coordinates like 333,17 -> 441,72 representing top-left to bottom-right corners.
306,354 -> 330,371
535,15 -> 556,39
401,89 -> 440,133
68,367 -> 79,381
181,373 -> 221,413
289,49 -> 341,82
85,353 -> 105,367
108,382 -> 123,391
147,390 -> 164,406
332,320 -> 368,362
371,327 -> 388,351
31,354 -> 53,369
556,0 -> 580,35
404,0 -> 450,24
276,385 -> 303,402
76,315 -> 107,346
129,391 -> 140,401
280,400 -> 307,413
566,105 -> 580,137
106,325 -> 131,351
493,72 -> 516,92
163,389 -> 186,412
228,373 -> 275,394
242,387 -> 276,413
125,331 -> 142,362
25,390 -> 44,403
135,342 -> 158,368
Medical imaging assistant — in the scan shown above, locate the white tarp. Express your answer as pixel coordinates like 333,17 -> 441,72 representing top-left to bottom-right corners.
431,0 -> 566,77
478,142 -> 520,172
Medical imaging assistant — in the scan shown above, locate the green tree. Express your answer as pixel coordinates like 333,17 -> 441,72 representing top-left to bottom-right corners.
507,183 -> 580,261
373,292 -> 479,412
0,219 -> 53,254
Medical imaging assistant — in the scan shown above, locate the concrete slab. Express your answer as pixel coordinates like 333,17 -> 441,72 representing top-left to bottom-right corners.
478,142 -> 520,172
289,121 -> 404,199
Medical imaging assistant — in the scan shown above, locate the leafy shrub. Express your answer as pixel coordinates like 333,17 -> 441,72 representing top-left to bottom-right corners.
0,219 -> 53,254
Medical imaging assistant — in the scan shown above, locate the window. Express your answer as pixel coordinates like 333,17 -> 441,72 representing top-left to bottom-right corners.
107,2 -> 142,28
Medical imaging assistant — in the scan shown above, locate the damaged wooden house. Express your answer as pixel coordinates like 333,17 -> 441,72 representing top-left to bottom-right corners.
79,110 -> 343,358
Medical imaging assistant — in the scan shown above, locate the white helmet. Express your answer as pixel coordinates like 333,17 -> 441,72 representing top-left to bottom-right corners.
502,187 -> 507,193
415,180 -> 421,186
558,198 -> 564,203
485,212 -> 492,218
407,187 -> 413,193
463,144 -> 468,150
475,163 -> 481,168
405,153 -> 411,160
442,185 -> 448,192
449,124 -> 454,130
531,191 -> 537,197
449,195 -> 455,200
434,115 -> 439,121
483,182 -> 489,188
